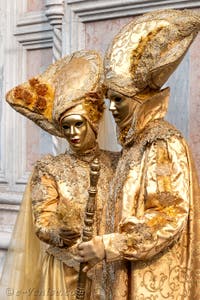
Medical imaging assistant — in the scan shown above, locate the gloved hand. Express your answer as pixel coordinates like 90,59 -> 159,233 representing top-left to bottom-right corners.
75,236 -> 105,272
59,228 -> 80,246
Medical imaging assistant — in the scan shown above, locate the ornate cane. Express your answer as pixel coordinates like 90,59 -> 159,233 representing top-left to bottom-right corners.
76,157 -> 101,300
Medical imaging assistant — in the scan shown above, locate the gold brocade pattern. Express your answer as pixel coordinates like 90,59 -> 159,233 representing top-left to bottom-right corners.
102,117 -> 200,299
104,10 -> 200,97
30,150 -> 119,300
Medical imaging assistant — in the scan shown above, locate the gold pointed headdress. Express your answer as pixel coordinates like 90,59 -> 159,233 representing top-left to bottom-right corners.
6,50 -> 104,137
104,9 -> 200,97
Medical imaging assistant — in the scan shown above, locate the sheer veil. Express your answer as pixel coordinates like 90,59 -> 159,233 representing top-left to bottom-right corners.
0,176 -> 45,299
98,100 -> 121,152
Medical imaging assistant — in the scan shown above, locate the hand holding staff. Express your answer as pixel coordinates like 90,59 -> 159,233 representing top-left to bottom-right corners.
76,157 -> 100,300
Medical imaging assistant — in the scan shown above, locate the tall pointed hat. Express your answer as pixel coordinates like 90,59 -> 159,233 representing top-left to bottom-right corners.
104,9 -> 200,97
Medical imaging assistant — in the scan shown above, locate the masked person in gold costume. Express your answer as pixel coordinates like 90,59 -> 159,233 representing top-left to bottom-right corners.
77,10 -> 200,299
0,50 -> 119,300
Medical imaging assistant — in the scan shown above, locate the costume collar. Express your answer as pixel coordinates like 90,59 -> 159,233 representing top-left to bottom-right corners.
67,143 -> 100,163
119,87 -> 170,146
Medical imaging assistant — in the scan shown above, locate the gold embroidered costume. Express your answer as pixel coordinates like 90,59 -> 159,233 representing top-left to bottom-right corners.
102,9 -> 200,299
0,50 -> 119,299
30,147 -> 117,300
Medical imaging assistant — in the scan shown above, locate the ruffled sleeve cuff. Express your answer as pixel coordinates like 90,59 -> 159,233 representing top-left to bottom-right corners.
102,233 -> 127,263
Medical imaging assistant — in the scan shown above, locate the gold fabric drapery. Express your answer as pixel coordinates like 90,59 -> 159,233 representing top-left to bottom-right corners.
0,177 -> 44,299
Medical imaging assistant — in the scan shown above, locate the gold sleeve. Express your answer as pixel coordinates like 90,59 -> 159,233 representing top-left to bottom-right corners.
31,164 -> 64,247
103,136 -> 190,262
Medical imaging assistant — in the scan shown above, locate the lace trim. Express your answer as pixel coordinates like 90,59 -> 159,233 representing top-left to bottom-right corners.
46,245 -> 80,272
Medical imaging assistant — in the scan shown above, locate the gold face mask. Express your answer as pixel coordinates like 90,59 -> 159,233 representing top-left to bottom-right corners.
108,89 -> 139,129
61,114 -> 96,153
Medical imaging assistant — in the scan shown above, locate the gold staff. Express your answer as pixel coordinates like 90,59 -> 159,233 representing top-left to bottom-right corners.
76,157 -> 100,300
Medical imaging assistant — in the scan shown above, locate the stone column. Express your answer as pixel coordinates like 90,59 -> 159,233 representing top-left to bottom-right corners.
45,0 -> 64,60
45,0 -> 66,154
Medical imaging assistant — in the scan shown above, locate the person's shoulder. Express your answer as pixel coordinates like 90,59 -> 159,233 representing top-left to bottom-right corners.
148,131 -> 189,161
33,154 -> 55,169
140,119 -> 184,146
33,152 -> 71,171
164,134 -> 189,153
